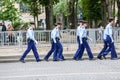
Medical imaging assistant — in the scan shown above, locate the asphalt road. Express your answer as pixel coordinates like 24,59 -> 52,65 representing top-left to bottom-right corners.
0,59 -> 120,80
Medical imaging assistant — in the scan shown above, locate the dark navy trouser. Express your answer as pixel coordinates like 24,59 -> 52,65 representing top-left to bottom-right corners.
110,43 -> 117,58
44,40 -> 56,59
97,35 -> 117,58
53,40 -> 64,60
20,41 -> 40,61
73,36 -> 84,59
97,40 -> 108,58
78,39 -> 94,59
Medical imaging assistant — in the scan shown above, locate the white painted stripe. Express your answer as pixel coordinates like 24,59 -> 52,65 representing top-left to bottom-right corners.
0,72 -> 120,79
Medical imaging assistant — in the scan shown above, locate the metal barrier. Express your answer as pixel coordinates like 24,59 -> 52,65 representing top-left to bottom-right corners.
0,29 -> 120,49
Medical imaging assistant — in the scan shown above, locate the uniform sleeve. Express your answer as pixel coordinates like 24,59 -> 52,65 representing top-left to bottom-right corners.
108,27 -> 113,42
76,27 -> 79,36
52,29 -> 57,43
79,28 -> 83,44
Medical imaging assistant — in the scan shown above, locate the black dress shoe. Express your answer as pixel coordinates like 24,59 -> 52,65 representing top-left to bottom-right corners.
44,58 -> 48,61
73,58 -> 78,60
58,58 -> 66,61
73,57 -> 76,59
78,58 -> 83,61
37,59 -> 41,62
53,60 -> 58,61
20,60 -> 25,63
74,58 -> 82,61
63,59 -> 66,60
89,58 -> 95,60
103,55 -> 106,59
97,56 -> 103,60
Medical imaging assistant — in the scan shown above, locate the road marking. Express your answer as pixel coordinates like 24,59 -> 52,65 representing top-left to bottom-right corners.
0,72 -> 120,79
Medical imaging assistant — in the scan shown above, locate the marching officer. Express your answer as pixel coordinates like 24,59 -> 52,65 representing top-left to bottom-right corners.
73,20 -> 84,60
97,18 -> 118,60
44,23 -> 65,61
44,24 -> 57,61
77,21 -> 94,60
20,22 -> 40,63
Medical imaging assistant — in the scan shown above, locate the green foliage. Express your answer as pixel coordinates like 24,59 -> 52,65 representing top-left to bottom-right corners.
0,0 -> 20,20
20,0 -> 41,17
53,0 -> 67,16
81,0 -> 101,20
39,0 -> 59,6
0,0 -> 21,29
21,0 -> 59,16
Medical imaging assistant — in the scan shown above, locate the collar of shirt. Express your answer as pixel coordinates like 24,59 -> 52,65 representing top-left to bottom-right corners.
28,27 -> 33,30
107,24 -> 112,29
55,27 -> 59,30
81,26 -> 85,29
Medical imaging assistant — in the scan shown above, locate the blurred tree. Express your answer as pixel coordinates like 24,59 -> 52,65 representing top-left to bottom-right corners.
67,0 -> 78,29
107,0 -> 113,18
53,0 -> 68,28
53,0 -> 84,29
117,0 -> 120,25
81,0 -> 101,28
101,0 -> 116,27
20,0 -> 41,28
0,0 -> 21,29
39,0 -> 59,30
101,0 -> 108,27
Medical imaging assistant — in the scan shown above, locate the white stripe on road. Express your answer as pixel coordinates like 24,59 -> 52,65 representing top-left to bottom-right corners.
0,72 -> 120,79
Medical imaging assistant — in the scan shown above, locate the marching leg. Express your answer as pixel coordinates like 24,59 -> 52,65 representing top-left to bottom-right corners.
77,44 -> 85,60
53,43 -> 58,61
58,41 -> 64,60
97,40 -> 108,60
20,42 -> 32,63
32,42 -> 40,62
83,40 -> 94,59
111,42 -> 118,59
44,41 -> 55,61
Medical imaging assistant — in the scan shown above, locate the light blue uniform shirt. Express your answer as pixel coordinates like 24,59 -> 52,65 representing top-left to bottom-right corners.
104,23 -> 113,42
51,27 -> 60,43
79,26 -> 87,43
26,27 -> 36,42
76,26 -> 81,36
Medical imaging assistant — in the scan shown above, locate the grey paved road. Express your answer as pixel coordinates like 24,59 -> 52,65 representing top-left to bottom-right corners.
0,59 -> 120,80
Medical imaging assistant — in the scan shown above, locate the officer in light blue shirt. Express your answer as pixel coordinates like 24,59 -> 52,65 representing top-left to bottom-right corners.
44,23 -> 65,61
77,21 -> 94,60
20,23 -> 40,63
44,24 -> 57,61
97,18 -> 117,60
73,20 -> 84,60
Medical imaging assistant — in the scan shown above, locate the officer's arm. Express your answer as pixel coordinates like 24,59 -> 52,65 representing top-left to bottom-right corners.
79,29 -> 83,44
52,29 -> 57,43
87,36 -> 93,42
109,27 -> 113,42
77,27 -> 80,35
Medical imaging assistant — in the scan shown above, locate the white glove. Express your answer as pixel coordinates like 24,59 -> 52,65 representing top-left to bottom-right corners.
87,36 -> 93,42
53,39 -> 56,43
80,41 -> 82,44
112,40 -> 114,43
89,38 -> 93,42
35,40 -> 38,44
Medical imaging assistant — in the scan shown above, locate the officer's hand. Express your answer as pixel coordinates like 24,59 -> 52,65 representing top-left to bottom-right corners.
80,41 -> 82,44
112,40 -> 114,43
35,40 -> 38,44
89,38 -> 93,42
54,41 -> 56,44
